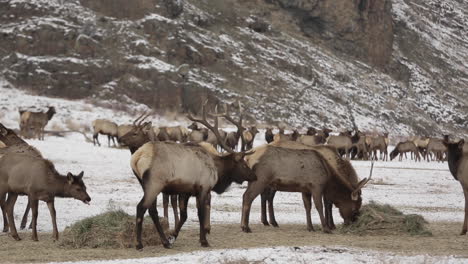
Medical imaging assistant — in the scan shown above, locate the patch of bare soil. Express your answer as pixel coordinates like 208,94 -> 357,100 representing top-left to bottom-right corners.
1,222 -> 468,263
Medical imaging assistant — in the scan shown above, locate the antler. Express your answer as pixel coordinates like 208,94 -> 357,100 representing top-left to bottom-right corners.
133,112 -> 151,127
188,101 -> 237,154
213,101 -> 246,151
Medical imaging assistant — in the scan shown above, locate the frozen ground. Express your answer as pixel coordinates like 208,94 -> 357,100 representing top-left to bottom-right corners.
0,88 -> 465,263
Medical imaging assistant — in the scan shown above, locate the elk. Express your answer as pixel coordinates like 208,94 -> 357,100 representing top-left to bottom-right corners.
0,153 -> 91,241
350,130 -> 368,160
243,126 -> 259,150
306,127 -> 317,135
19,106 -> 56,140
273,128 -> 299,142
158,126 -> 189,143
368,134 -> 388,161
118,115 -> 180,230
265,128 -> 274,143
327,135 -> 352,159
297,135 -> 321,146
187,122 -> 206,143
426,138 -> 447,162
117,124 -> 135,145
390,141 -> 421,161
443,139 -> 468,235
0,123 -> 43,232
92,119 -> 118,147
128,103 -> 255,249
241,141 -> 370,233
257,141 -> 370,231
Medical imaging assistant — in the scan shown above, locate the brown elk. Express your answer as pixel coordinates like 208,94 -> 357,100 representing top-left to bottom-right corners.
92,119 -> 118,147
241,141 -> 370,233
117,124 -> 135,145
306,127 -> 317,135
187,122 -> 206,143
19,106 -> 56,140
390,141 -> 421,161
443,139 -> 468,235
0,123 -> 43,232
427,138 -> 447,162
411,136 -> 430,159
118,115 -> 180,230
327,135 -> 352,159
128,103 -> 255,249
158,126 -> 189,143
350,130 -> 368,160
273,128 -> 299,142
0,153 -> 91,241
243,126 -> 259,150
368,134 -> 388,161
257,141 -> 371,231
297,135 -> 321,146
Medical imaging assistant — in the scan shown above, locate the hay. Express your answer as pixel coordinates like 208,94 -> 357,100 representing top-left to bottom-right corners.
340,201 -> 432,236
59,210 -> 169,248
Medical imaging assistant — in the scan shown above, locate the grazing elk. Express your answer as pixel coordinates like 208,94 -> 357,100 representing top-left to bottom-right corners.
241,141 -> 370,233
0,123 -> 43,232
243,126 -> 259,150
0,153 -> 91,241
411,136 -> 430,159
257,141 -> 371,231
118,115 -> 180,230
19,106 -> 56,140
443,139 -> 468,235
92,119 -> 118,147
265,128 -> 274,144
128,103 -> 255,249
427,138 -> 447,162
390,141 -> 421,161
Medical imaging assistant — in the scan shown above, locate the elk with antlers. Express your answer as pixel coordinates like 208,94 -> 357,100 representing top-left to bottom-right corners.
123,103 -> 256,249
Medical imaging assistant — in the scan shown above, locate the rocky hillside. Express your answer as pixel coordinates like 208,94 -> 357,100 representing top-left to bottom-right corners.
0,0 -> 466,137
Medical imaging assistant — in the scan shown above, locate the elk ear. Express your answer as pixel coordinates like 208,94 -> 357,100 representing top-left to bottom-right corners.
67,173 -> 74,185
77,171 -> 84,180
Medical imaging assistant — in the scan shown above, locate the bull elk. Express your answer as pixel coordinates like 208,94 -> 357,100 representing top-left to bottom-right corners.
92,119 -> 118,147
19,106 -> 56,140
117,124 -> 135,145
118,115 -> 180,230
241,140 -> 370,233
443,139 -> 468,235
0,153 -> 91,241
129,102 -> 255,249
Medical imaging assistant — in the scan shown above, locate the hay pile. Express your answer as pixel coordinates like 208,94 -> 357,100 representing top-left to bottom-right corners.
60,210 -> 169,248
340,201 -> 432,236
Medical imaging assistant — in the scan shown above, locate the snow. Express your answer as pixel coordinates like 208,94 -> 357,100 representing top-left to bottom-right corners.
49,246 -> 467,264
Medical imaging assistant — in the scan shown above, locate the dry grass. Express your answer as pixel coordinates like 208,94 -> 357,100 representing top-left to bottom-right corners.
59,210 -> 169,249
340,201 -> 432,236
2,222 -> 468,263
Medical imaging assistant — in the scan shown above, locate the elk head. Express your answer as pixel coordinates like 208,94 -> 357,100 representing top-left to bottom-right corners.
119,113 -> 153,153
65,171 -> 91,205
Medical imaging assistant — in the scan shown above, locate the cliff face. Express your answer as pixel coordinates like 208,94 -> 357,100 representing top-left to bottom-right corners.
0,0 -> 466,137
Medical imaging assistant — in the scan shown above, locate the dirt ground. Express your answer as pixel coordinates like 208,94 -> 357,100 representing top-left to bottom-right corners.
1,222 -> 468,263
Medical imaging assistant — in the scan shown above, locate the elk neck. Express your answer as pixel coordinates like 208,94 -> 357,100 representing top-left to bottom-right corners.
447,150 -> 462,180
211,155 -> 235,194
50,174 -> 73,198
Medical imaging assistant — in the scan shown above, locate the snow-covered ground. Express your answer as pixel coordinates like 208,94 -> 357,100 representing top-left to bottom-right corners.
0,88 -> 465,263
49,246 -> 467,264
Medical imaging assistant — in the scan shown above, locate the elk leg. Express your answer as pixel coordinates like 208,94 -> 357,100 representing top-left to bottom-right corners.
163,194 -> 169,221
461,189 -> 468,235
260,190 -> 269,226
324,199 -> 336,230
311,190 -> 330,233
170,195 -> 179,229
1,193 -> 8,232
107,135 -> 111,147
171,194 -> 190,241
20,199 -> 31,230
204,193 -> 211,234
6,192 -> 20,240
46,200 -> 59,241
30,198 -> 39,241
197,191 -> 210,247
268,190 -> 278,227
93,133 -> 100,146
135,197 -> 148,250
302,192 -> 314,232
241,180 -> 266,233
147,199 -> 171,248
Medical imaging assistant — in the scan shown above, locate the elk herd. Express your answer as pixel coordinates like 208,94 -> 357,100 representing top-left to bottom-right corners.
0,103 -> 467,251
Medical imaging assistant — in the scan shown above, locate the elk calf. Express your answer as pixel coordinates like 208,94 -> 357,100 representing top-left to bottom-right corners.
0,153 -> 91,241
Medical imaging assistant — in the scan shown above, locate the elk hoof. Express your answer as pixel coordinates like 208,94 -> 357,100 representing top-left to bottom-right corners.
460,230 -> 467,236
271,222 -> 279,228
168,235 -> 176,245
20,225 -> 26,230
307,227 -> 315,232
206,228 -> 211,234
136,243 -> 144,251
163,242 -> 173,249
323,228 -> 332,234
200,241 -> 210,247
241,226 -> 252,233
261,221 -> 270,226
12,235 -> 21,241
2,227 -> 8,233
